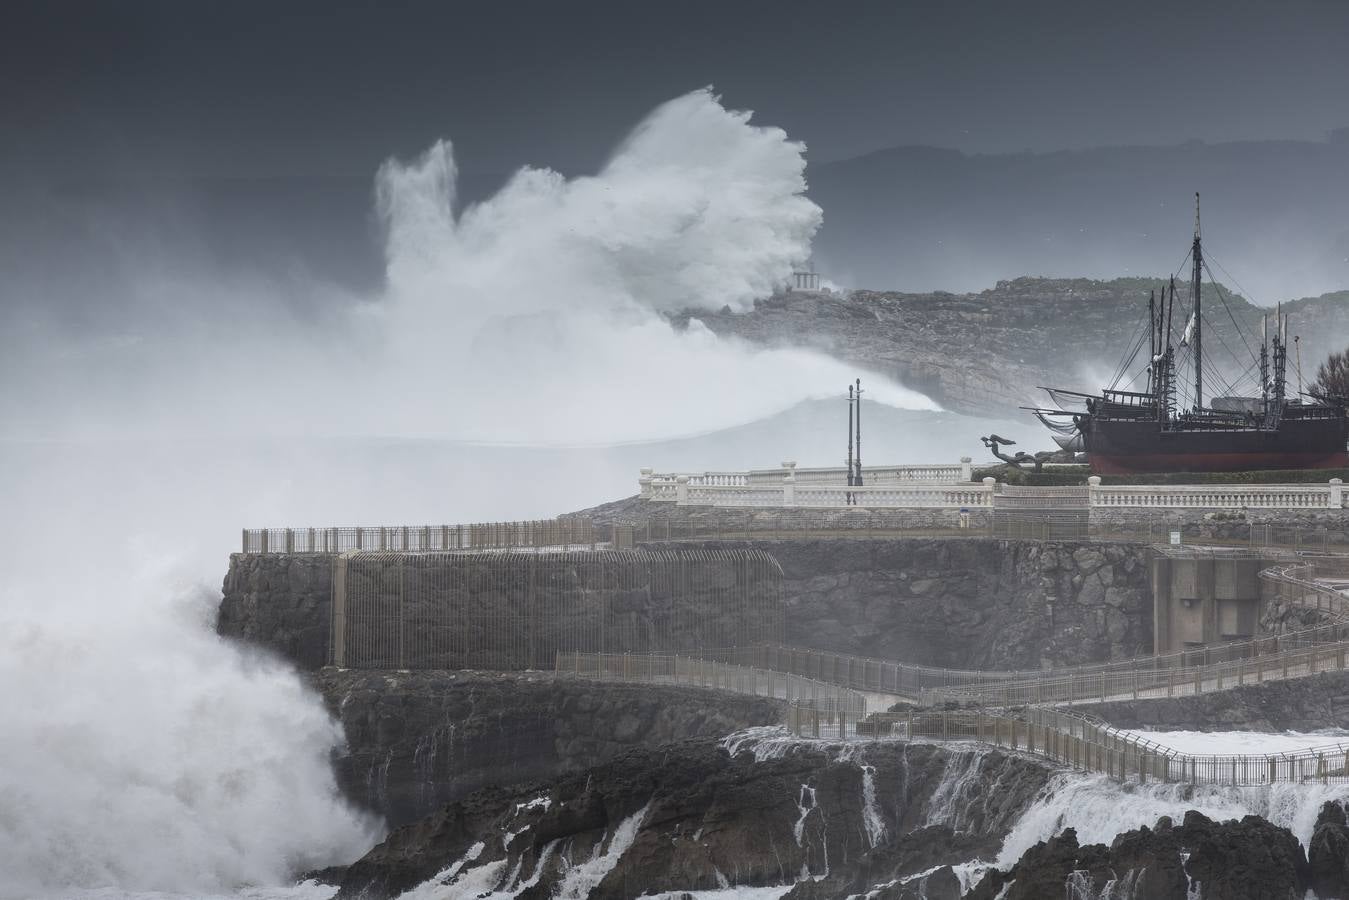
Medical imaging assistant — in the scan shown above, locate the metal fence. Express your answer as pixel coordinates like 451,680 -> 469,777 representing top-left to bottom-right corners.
556,650 -> 868,714
786,703 -> 1349,786
331,548 -> 785,671
242,519 -> 600,554
243,514 -> 1349,555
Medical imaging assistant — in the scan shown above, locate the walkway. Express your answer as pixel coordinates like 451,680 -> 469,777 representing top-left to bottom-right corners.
562,554 -> 1349,786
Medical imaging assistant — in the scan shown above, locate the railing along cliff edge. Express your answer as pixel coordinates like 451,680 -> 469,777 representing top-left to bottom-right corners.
562,557 -> 1349,784
784,704 -> 1349,787
242,518 -> 598,554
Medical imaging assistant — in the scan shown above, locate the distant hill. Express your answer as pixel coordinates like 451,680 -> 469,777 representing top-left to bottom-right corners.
685,278 -> 1349,417
806,134 -> 1349,302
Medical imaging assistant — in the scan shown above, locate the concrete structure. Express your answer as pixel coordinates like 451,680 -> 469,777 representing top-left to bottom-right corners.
1151,549 -> 1275,652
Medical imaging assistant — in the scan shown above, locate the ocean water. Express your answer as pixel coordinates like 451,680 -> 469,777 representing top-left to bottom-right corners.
1125,729 -> 1349,756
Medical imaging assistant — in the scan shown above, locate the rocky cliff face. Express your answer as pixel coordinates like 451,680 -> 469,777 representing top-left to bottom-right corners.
683,279 -> 1349,418
334,734 -> 1053,900
218,552 -> 331,669
766,538 -> 1152,670
316,669 -> 783,828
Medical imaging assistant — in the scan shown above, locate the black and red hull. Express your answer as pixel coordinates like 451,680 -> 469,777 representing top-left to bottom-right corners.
1084,412 -> 1349,474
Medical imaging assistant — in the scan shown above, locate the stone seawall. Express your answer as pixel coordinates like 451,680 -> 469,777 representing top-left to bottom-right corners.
581,495 -> 1349,545
218,538 -> 1155,673
315,669 -> 783,827
578,496 -> 990,531
675,538 -> 1154,670
1087,506 -> 1349,543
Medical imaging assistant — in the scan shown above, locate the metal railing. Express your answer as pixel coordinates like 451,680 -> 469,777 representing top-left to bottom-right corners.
241,519 -> 599,554
786,702 -> 1349,786
555,651 -> 868,714
700,558 -> 1349,705
700,632 -> 1348,706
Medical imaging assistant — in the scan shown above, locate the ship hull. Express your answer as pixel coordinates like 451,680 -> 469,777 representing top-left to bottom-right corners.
1085,415 -> 1349,474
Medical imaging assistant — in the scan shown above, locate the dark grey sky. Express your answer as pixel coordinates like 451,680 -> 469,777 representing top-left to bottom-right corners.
6,0 -> 1349,180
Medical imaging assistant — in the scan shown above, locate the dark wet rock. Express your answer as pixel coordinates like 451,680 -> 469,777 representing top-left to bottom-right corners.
1309,801 -> 1349,899
967,811 -> 1309,900
1179,810 -> 1308,900
218,552 -> 332,669
298,865 -> 348,887
315,668 -> 783,826
336,737 -> 1053,900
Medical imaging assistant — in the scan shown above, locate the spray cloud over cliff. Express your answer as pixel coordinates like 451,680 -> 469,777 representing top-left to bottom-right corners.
368,88 -> 916,442
0,90 -> 942,898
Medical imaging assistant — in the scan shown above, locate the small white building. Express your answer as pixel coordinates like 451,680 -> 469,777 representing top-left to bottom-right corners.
789,271 -> 822,293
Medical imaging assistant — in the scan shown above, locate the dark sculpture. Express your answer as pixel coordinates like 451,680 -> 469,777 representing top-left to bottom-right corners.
980,434 -> 1053,473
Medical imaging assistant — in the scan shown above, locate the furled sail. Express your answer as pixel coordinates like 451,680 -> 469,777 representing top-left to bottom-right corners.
1042,388 -> 1089,412
1180,311 -> 1196,347
1053,432 -> 1084,451
1033,411 -> 1078,434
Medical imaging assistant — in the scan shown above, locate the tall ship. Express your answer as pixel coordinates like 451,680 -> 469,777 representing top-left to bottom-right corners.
1033,195 -> 1349,474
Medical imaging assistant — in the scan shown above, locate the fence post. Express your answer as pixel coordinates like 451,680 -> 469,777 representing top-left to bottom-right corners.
676,475 -> 690,504
242,528 -> 248,553
260,530 -> 269,555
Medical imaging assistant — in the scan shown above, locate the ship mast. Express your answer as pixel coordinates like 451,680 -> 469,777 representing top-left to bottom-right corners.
1191,192 -> 1204,411
1147,289 -> 1156,395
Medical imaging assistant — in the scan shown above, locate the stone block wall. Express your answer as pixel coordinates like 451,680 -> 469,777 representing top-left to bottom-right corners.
219,538 -> 1156,674
648,538 -> 1154,670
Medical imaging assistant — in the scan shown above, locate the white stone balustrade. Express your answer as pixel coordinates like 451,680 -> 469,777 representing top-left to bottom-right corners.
1086,476 -> 1348,510
649,465 -> 998,509
639,464 -> 1349,511
641,457 -> 975,502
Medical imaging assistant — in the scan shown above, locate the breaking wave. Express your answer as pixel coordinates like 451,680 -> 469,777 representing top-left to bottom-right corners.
367,87 -> 934,443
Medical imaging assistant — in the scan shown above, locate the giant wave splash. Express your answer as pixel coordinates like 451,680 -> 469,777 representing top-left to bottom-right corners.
0,89 -> 939,900
368,87 -> 934,443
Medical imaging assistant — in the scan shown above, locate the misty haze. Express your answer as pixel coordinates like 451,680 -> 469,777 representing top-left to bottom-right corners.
5,3 -> 1349,900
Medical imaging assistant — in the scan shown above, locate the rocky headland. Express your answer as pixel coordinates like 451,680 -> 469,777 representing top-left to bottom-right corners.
214,521 -> 1349,898
681,279 -> 1349,418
